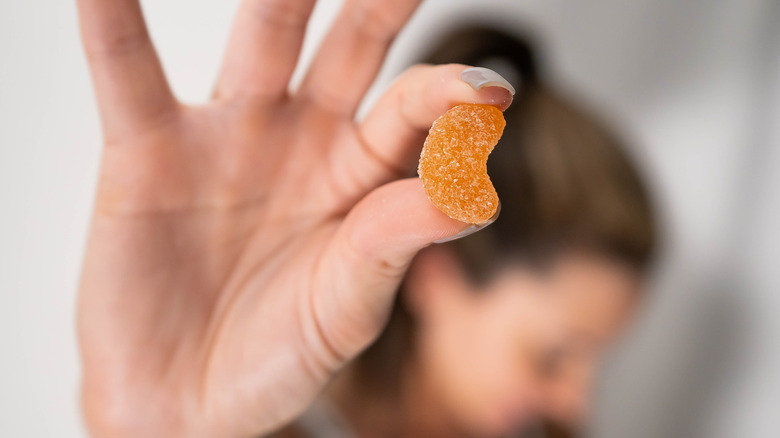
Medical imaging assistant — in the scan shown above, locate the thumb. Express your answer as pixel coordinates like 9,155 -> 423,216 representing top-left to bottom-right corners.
310,178 -> 490,367
344,178 -> 473,263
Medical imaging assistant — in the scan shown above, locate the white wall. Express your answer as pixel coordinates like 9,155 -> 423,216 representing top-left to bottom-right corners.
1,0 -> 778,436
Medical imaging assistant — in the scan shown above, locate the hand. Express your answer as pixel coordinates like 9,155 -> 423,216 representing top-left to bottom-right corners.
76,1 -> 512,436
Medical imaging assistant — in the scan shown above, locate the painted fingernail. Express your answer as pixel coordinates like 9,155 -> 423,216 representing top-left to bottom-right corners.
434,201 -> 501,244
460,67 -> 516,95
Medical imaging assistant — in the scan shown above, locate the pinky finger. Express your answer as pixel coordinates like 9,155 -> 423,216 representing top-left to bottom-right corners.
76,0 -> 177,142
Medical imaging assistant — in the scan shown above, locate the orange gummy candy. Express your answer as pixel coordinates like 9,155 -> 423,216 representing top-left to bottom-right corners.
418,104 -> 506,224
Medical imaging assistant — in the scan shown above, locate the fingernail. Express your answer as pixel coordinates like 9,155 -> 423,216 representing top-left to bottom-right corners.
434,202 -> 501,244
460,67 -> 516,95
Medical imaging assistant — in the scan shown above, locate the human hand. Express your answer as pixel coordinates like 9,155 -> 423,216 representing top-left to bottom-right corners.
76,1 -> 513,436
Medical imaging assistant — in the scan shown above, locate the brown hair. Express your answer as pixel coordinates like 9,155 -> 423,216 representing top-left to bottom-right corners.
350,25 -> 657,436
427,26 -> 656,279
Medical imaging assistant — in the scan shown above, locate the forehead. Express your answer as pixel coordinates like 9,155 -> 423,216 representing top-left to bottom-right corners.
548,254 -> 640,341
485,254 -> 640,344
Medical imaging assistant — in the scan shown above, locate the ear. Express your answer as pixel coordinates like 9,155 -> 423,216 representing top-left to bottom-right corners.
402,245 -> 469,320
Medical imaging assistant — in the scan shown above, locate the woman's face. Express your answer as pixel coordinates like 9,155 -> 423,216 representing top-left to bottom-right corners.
406,248 -> 641,437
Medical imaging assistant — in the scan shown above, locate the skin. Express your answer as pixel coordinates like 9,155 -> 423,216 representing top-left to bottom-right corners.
74,0 -> 513,437
325,248 -> 640,438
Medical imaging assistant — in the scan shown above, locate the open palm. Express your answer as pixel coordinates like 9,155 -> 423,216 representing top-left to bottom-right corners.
76,0 -> 512,437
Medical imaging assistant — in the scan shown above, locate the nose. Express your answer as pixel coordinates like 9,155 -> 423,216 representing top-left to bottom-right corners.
543,373 -> 591,427
544,389 -> 587,428
560,390 -> 587,427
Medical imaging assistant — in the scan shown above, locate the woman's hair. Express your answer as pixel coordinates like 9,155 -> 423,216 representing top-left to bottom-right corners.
351,24 -> 657,435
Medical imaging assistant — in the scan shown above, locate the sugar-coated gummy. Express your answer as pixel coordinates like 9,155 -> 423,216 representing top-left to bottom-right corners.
418,104 -> 506,224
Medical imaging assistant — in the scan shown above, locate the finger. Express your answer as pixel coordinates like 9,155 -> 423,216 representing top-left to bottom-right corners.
76,0 -> 176,139
309,178 -> 476,364
214,0 -> 316,101
299,0 -> 422,114
334,65 -> 514,198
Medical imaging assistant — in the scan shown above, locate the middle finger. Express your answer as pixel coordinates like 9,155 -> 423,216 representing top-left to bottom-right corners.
215,0 -> 316,101
298,0 -> 422,115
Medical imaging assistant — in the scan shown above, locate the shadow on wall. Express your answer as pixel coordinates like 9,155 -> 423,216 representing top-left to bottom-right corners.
592,261 -> 749,438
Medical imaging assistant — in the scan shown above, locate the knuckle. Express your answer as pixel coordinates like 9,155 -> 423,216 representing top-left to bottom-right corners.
85,31 -> 151,62
347,0 -> 398,42
402,63 -> 431,79
395,66 -> 433,130
248,0 -> 312,28
344,222 -> 409,281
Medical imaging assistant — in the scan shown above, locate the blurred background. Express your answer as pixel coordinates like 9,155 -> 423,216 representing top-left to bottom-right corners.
1,0 -> 779,436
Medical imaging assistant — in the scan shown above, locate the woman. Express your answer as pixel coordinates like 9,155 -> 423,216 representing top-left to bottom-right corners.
278,26 -> 657,438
